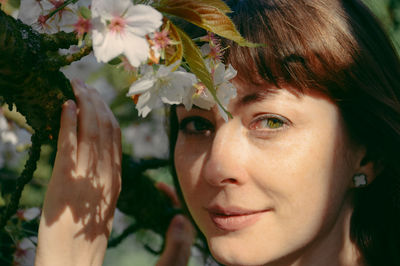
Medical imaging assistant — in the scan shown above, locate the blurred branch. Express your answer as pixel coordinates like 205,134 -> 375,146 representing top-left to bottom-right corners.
107,223 -> 140,248
1,105 -> 34,134
0,133 -> 42,229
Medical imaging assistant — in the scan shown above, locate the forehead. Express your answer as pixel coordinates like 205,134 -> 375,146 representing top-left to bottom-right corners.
231,79 -> 302,109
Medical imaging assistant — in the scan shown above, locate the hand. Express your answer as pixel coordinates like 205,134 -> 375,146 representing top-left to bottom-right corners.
35,81 -> 121,266
156,183 -> 196,266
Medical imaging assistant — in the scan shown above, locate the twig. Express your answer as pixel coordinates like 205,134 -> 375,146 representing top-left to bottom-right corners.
107,223 -> 140,248
0,133 -> 42,229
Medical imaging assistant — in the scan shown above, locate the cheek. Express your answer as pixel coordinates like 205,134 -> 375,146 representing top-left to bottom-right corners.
174,134 -> 206,203
250,122 -> 353,225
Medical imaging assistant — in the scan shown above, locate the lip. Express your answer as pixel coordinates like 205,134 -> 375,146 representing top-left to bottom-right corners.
206,205 -> 271,231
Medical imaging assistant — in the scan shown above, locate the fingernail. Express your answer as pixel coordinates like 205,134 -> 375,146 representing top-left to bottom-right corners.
64,100 -> 76,110
171,215 -> 185,233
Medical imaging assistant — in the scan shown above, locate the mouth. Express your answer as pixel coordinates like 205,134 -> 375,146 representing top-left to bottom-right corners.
206,206 -> 271,231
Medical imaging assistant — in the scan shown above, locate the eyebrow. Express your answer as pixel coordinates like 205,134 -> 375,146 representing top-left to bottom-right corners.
236,90 -> 272,108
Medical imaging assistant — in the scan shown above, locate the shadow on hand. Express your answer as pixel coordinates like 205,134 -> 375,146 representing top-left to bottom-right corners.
42,136 -> 121,242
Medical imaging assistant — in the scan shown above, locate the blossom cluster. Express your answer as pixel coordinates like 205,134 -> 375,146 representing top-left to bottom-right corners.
16,0 -> 238,118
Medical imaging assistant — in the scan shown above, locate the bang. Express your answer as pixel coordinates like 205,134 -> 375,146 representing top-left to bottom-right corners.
222,0 -> 359,98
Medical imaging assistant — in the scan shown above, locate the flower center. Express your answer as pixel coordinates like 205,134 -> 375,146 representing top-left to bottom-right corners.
109,16 -> 126,34
194,83 -> 207,97
74,17 -> 92,36
37,15 -> 49,27
154,30 -> 170,49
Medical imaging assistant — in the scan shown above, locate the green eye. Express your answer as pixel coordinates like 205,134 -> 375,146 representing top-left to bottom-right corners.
250,114 -> 288,130
263,118 -> 284,129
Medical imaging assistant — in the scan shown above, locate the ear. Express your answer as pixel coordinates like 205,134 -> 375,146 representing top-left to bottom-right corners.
352,149 -> 380,187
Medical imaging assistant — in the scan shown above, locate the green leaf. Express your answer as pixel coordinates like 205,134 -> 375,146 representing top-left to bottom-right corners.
176,26 -> 231,118
176,26 -> 213,91
196,0 -> 232,13
158,6 -> 203,25
166,21 -> 184,67
108,57 -> 122,65
78,6 -> 91,19
158,0 -> 262,47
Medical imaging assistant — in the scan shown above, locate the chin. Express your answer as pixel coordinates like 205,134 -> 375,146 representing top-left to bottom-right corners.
207,235 -> 271,266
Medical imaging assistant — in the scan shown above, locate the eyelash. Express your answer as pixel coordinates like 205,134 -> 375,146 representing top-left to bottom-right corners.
178,116 -> 214,136
178,114 -> 290,137
249,114 -> 290,134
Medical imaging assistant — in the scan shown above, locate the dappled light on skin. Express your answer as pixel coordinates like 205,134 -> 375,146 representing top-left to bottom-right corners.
39,82 -> 122,245
43,128 -> 121,242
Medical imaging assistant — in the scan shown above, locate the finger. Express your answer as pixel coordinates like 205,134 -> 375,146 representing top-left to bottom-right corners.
156,215 -> 196,266
156,182 -> 180,207
71,80 -> 99,173
86,88 -> 114,151
53,100 -> 77,174
86,87 -> 122,204
78,86 -> 122,219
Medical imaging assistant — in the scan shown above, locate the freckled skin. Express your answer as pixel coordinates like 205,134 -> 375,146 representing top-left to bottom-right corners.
174,83 -> 366,266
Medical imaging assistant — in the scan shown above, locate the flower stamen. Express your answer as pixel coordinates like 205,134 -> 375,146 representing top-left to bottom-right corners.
109,16 -> 126,34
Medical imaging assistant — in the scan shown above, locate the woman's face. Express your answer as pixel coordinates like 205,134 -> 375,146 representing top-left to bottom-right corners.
174,81 -> 364,265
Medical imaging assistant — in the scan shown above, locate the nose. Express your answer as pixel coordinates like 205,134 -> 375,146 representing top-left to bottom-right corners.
202,119 -> 249,187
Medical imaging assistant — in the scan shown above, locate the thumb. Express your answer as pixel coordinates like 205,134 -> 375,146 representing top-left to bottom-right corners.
156,215 -> 196,266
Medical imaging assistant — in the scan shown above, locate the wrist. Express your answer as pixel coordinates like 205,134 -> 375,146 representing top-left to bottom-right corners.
35,207 -> 110,266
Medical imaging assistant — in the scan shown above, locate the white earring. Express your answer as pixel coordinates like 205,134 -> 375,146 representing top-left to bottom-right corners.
353,173 -> 367,187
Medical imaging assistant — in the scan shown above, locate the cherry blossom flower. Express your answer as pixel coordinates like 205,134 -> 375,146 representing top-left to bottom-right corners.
91,0 -> 162,67
200,35 -> 223,62
73,16 -> 92,37
16,207 -> 41,221
183,59 -> 237,121
127,62 -> 197,117
13,237 -> 37,266
153,28 -> 171,50
18,0 -> 78,33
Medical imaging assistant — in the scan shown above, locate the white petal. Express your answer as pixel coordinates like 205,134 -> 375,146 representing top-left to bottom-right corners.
22,207 -> 41,221
18,0 -> 41,25
160,83 -> 185,105
193,89 -> 215,110
213,62 -> 226,85
123,34 -> 150,67
224,64 -> 238,81
91,0 -> 131,20
136,91 -> 152,117
157,65 -> 172,78
91,17 -> 107,45
217,104 -> 229,122
127,77 -> 156,96
124,5 -> 163,36
55,6 -> 78,33
200,43 -> 211,56
136,91 -> 160,117
182,86 -> 196,110
217,82 -> 237,107
170,71 -> 197,89
92,31 -> 125,63
1,131 -> 18,145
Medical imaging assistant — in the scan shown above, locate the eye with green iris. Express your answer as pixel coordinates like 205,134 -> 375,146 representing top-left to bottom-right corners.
263,117 -> 284,129
250,114 -> 289,131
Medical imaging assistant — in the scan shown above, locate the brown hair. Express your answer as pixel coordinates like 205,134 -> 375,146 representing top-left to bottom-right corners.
169,0 -> 400,265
